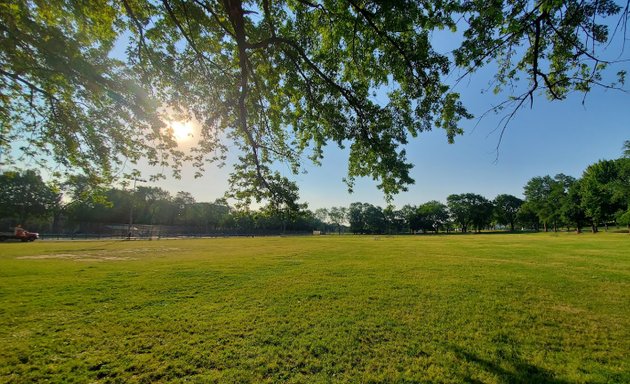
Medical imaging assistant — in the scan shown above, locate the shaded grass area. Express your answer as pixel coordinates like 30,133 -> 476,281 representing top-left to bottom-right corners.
0,234 -> 628,383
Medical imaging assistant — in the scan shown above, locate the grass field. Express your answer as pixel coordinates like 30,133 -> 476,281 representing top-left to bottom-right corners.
0,233 -> 628,383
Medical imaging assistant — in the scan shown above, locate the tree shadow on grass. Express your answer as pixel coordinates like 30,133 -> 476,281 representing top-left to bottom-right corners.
450,345 -> 572,384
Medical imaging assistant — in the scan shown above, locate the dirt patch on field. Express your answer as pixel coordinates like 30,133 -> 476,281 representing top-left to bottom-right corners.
17,254 -> 137,261
16,247 -> 181,262
551,304 -> 586,314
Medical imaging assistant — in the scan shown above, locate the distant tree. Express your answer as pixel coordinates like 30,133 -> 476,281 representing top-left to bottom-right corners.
346,203 -> 385,234
0,170 -> 60,227
254,206 -> 283,230
447,193 -> 491,233
67,188 -> 133,225
328,206 -> 348,235
617,210 -> 630,233
289,209 -> 319,232
414,205 -> 432,233
348,203 -> 366,234
173,191 -> 197,226
549,174 -> 576,231
612,157 -> 630,233
493,194 -> 523,231
470,196 -> 494,233
623,140 -> 630,159
314,208 -> 329,231
363,204 -> 386,234
133,186 -> 173,224
580,159 -> 625,232
561,180 -> 587,233
400,204 -> 419,234
516,201 -> 540,231
191,201 -> 231,232
417,201 -> 449,233
383,205 -> 404,234
232,209 -> 255,232
447,194 -> 472,233
523,175 -> 567,232
0,170 -> 61,225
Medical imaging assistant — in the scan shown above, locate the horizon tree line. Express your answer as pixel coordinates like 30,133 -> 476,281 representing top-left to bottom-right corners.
1,143 -> 629,235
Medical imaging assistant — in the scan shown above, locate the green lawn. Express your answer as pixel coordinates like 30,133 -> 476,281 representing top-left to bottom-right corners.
0,233 -> 628,383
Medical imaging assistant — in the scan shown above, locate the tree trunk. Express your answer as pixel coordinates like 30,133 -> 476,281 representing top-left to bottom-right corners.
591,223 -> 597,233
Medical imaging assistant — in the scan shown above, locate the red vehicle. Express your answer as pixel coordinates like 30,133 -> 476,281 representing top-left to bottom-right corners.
0,227 -> 39,242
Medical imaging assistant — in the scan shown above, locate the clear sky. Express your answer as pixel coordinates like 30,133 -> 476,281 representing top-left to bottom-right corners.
144,70 -> 629,209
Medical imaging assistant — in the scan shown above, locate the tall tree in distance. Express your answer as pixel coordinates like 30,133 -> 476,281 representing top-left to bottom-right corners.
561,179 -> 587,233
417,200 -> 449,233
0,170 -> 60,226
493,194 -> 523,232
398,204 -> 421,234
580,159 -> 625,232
328,206 -> 347,235
348,202 -> 366,234
516,202 -> 540,231
612,155 -> 630,233
447,193 -> 492,233
1,0 -> 627,203
523,175 -> 557,232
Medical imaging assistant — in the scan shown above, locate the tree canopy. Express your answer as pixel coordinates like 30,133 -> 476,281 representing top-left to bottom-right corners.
0,170 -> 60,223
1,0 -> 627,203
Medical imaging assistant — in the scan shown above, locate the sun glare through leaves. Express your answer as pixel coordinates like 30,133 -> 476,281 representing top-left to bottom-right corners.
170,121 -> 194,142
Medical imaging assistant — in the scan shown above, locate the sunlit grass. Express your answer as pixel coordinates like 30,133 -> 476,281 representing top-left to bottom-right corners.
1,233 -> 628,383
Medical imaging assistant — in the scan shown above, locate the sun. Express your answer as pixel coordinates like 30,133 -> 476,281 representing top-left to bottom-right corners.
170,121 -> 193,141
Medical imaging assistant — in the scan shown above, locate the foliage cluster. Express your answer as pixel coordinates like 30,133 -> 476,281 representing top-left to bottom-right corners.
522,156 -> 630,233
1,0 -> 628,203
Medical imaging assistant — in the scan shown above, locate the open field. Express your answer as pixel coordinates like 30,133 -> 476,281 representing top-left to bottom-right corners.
0,234 -> 628,383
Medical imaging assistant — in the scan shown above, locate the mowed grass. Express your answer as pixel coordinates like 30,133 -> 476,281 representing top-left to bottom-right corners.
0,234 -> 628,383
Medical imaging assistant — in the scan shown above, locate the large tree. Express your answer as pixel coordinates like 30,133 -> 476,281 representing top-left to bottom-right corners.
0,170 -> 60,225
447,193 -> 492,233
523,175 -> 571,232
327,206 -> 347,234
614,157 -> 630,233
1,0 -> 627,201
580,159 -> 626,232
348,202 -> 366,234
561,179 -> 587,233
493,194 -> 523,231
417,200 -> 449,233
